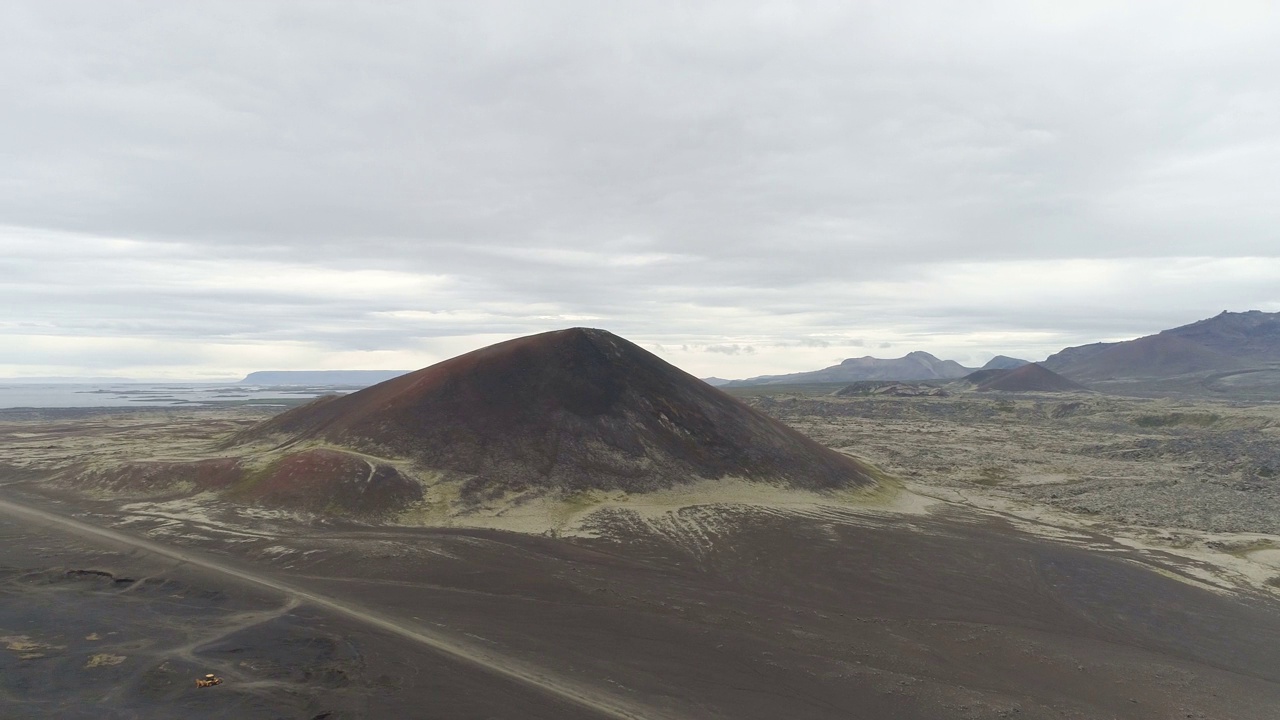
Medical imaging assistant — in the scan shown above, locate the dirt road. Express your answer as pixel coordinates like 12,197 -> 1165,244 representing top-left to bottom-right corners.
0,494 -> 656,720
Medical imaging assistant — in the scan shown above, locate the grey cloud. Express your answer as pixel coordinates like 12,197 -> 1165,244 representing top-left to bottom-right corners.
5,3 -> 1279,263
704,344 -> 756,356
2,2 -> 1279,376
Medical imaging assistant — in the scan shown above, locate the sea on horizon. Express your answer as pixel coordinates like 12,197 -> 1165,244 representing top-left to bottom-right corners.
0,382 -> 352,410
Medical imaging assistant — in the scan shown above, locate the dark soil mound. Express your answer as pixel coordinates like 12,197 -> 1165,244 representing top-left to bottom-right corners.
229,449 -> 421,517
238,328 -> 875,495
960,368 -> 1009,386
972,363 -> 1089,393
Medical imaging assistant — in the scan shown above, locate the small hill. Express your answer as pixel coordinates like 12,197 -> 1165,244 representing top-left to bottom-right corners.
228,449 -> 421,516
1042,311 -> 1280,382
980,355 -> 1030,371
60,451 -> 419,518
236,328 -> 876,496
729,351 -> 973,386
959,368 -> 1009,386
969,363 -> 1090,393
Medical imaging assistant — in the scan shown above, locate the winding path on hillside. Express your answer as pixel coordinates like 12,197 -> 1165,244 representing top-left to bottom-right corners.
0,494 -> 658,720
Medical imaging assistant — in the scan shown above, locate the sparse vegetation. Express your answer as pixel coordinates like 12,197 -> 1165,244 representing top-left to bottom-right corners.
1132,412 -> 1220,428
973,466 -> 1012,486
1217,539 -> 1279,559
746,388 -> 1280,536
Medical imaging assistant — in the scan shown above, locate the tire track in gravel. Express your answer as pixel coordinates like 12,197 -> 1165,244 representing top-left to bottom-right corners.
0,495 -> 663,720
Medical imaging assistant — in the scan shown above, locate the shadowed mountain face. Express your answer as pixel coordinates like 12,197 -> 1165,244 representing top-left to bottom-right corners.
980,355 -> 1030,370
965,363 -> 1089,392
238,329 -> 876,494
730,351 -> 972,386
1169,310 -> 1280,359
1044,311 -> 1280,381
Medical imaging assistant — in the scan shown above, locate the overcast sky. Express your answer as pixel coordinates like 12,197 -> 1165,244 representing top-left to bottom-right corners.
3,1 -> 1278,380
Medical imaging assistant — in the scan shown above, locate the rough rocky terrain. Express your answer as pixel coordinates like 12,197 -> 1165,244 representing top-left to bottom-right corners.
5,376 -> 1280,717
6,439 -> 1280,719
739,385 -> 1280,556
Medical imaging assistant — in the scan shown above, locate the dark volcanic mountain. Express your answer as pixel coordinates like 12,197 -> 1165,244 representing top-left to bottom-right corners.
729,351 -> 972,386
966,363 -> 1090,393
1169,310 -> 1280,358
238,328 -> 876,494
1043,311 -> 1280,381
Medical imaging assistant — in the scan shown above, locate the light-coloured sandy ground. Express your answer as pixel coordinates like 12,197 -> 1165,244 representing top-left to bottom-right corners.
394,475 -> 930,537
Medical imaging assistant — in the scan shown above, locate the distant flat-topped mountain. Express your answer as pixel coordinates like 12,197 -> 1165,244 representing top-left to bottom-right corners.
240,370 -> 408,386
728,351 -> 973,386
236,328 -> 876,495
1043,311 -> 1280,381
980,355 -> 1030,371
964,363 -> 1090,393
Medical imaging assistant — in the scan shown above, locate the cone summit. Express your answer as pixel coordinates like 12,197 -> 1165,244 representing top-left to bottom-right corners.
240,328 -> 877,495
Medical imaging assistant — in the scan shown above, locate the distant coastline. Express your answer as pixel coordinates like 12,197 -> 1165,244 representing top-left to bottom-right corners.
239,370 -> 408,385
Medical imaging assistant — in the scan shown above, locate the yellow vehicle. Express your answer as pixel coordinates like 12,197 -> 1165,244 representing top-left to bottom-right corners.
195,674 -> 222,688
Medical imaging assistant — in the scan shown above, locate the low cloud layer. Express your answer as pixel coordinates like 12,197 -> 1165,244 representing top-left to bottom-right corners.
3,2 -> 1278,379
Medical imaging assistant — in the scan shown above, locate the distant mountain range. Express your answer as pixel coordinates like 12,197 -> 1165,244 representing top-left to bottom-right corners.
1043,311 -> 1280,381
727,351 -> 975,386
716,311 -> 1280,390
240,370 -> 408,386
980,355 -> 1030,371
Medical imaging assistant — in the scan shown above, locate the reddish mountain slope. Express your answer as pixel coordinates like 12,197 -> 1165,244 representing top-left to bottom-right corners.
238,328 -> 876,494
62,451 -> 417,517
228,449 -> 421,517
